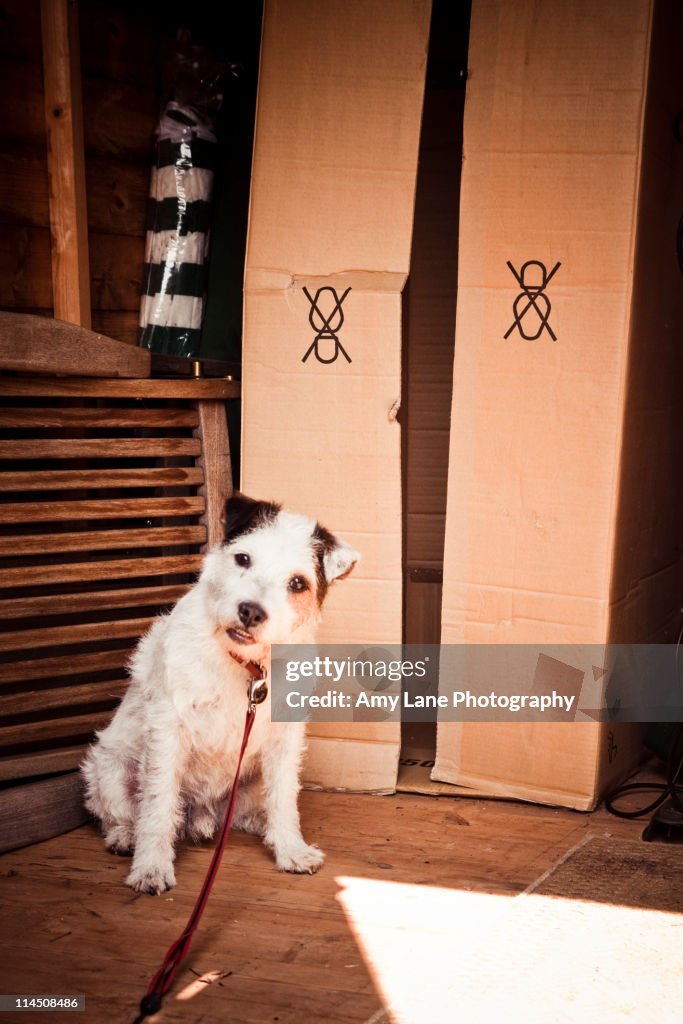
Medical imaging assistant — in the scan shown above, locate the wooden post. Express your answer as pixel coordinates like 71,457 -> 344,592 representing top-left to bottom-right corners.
195,401 -> 233,550
41,0 -> 91,327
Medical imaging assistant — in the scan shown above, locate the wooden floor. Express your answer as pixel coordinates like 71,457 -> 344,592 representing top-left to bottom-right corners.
0,782 -> 658,1024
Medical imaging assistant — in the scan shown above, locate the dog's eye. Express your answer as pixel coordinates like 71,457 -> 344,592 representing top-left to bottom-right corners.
288,575 -> 309,594
234,553 -> 251,569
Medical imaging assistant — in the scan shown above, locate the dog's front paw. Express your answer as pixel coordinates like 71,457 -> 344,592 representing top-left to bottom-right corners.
126,861 -> 176,895
274,842 -> 325,875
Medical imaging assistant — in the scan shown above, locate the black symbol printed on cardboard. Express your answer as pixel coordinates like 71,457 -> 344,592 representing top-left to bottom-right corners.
302,286 -> 352,364
504,260 -> 561,341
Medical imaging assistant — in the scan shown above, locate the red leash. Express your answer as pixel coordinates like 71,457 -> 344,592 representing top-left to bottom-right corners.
132,661 -> 268,1022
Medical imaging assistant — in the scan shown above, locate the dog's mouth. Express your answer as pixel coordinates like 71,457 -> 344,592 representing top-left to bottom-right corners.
226,626 -> 256,645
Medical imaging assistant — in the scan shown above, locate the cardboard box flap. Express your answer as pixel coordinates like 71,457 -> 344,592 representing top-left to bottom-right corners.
246,0 -> 430,281
244,269 -> 409,294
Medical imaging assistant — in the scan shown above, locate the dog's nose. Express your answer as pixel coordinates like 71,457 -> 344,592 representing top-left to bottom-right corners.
238,601 -> 268,630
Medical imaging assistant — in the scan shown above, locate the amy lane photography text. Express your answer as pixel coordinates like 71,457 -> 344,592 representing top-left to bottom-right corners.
284,690 -> 577,713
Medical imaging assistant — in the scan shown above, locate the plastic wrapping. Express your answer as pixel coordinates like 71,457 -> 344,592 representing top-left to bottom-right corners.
139,36 -> 230,357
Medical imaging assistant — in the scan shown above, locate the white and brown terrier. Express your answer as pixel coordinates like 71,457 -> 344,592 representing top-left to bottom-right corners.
82,494 -> 358,894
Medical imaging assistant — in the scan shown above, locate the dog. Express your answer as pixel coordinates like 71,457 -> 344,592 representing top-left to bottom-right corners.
81,494 -> 358,895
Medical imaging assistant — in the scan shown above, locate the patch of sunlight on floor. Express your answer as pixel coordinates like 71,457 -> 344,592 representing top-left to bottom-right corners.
336,875 -> 683,1024
175,970 -> 229,1001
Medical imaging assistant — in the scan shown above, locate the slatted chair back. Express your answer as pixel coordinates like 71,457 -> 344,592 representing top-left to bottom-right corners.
0,376 -> 237,802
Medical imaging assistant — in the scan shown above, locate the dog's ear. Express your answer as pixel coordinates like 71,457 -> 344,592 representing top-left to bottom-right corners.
313,523 -> 359,583
224,493 -> 280,542
324,539 -> 359,583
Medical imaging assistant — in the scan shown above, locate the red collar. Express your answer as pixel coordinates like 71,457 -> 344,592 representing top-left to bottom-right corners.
229,650 -> 266,680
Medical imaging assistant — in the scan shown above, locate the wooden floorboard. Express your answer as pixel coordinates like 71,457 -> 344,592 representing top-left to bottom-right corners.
0,784 -> 653,1023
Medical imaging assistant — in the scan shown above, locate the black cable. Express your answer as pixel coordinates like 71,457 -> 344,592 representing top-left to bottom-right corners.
604,629 -> 683,822
604,722 -> 683,819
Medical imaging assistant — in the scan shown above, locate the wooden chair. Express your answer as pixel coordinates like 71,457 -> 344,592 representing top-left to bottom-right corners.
0,314 -> 239,851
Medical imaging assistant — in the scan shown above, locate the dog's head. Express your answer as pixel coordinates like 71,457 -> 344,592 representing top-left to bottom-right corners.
202,494 -> 359,657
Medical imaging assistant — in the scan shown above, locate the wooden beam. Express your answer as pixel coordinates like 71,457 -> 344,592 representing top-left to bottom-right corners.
0,376 -> 240,399
0,495 -> 205,523
0,553 -> 204,590
195,401 -> 233,550
41,0 -> 91,326
0,772 -> 90,853
0,312 -> 151,377
0,403 -> 198,428
0,746 -> 88,784
0,437 -> 201,460
0,616 -> 154,653
0,584 -> 189,622
0,524 -> 206,557
0,466 -> 205,491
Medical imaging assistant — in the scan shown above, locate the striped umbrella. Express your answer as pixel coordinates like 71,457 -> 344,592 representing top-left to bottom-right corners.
139,101 -> 218,357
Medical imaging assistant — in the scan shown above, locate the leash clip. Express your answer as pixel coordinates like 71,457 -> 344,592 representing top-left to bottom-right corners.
248,672 -> 268,710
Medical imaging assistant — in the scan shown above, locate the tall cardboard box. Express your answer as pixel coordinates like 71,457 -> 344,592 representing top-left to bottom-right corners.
435,0 -> 683,809
242,0 -> 431,791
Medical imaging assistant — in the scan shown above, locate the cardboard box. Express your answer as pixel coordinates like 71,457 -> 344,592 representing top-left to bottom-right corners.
242,0 -> 682,804
434,0 -> 683,809
241,0 -> 431,791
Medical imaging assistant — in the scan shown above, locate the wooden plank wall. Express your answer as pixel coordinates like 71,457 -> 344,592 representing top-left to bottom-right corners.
0,0 -> 54,320
0,0 -> 160,344
79,1 -> 160,344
